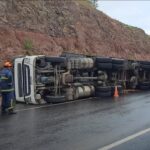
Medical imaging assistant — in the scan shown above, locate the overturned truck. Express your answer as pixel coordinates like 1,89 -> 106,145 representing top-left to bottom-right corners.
14,53 -> 150,104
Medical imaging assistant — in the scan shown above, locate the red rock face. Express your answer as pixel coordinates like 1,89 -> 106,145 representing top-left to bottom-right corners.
0,0 -> 150,63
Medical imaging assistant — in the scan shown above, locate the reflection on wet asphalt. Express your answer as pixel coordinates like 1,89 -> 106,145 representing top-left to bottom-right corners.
1,91 -> 150,150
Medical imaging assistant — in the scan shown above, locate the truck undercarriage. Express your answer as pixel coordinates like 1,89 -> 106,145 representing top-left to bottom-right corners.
14,53 -> 150,104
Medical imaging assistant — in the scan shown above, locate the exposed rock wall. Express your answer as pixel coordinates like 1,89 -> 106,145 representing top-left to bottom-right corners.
0,0 -> 150,62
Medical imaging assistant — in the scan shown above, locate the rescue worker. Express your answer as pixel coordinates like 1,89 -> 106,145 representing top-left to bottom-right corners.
0,61 -> 16,115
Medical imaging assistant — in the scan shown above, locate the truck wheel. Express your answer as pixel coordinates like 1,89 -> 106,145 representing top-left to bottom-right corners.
95,57 -> 112,63
95,86 -> 111,97
95,91 -> 111,97
112,58 -> 125,64
45,57 -> 66,64
96,86 -> 111,92
139,61 -> 150,65
45,96 -> 66,103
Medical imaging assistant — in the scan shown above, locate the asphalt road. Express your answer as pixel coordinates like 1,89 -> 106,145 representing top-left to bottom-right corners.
1,91 -> 150,150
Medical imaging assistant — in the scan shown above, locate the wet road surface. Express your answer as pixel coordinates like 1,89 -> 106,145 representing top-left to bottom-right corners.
1,91 -> 150,150
111,132 -> 150,150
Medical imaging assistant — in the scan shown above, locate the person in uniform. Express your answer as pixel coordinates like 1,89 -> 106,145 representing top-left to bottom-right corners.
0,61 -> 16,115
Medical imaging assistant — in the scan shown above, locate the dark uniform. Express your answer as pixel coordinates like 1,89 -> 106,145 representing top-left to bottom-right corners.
0,66 -> 15,114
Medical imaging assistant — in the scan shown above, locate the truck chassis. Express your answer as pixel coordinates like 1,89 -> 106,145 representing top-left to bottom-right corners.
14,53 -> 150,104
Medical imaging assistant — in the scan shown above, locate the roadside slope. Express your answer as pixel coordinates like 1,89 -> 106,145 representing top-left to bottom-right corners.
0,0 -> 150,61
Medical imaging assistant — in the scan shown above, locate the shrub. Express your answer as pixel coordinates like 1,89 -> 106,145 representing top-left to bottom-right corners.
23,38 -> 33,50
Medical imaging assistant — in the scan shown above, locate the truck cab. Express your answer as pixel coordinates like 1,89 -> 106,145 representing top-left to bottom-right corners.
14,56 -> 42,104
14,55 -> 95,104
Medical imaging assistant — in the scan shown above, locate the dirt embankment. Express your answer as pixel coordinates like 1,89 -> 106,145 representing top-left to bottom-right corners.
0,0 -> 150,62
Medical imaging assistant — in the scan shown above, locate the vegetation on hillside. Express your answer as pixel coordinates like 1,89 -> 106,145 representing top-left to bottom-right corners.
23,38 -> 33,50
89,0 -> 98,8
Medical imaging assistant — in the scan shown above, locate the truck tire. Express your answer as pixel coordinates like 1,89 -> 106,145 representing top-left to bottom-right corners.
96,86 -> 111,92
95,57 -> 112,63
112,58 -> 125,64
139,61 -> 150,65
95,86 -> 111,97
45,57 -> 66,64
95,91 -> 111,97
45,95 -> 66,103
96,63 -> 112,70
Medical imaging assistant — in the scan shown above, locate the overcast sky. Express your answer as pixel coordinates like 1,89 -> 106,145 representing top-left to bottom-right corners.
97,1 -> 150,35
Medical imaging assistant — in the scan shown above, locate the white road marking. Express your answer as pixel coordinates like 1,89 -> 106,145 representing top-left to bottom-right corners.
15,97 -> 94,112
98,128 -> 150,150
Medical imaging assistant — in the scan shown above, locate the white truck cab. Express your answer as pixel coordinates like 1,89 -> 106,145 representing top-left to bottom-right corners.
14,56 -> 44,104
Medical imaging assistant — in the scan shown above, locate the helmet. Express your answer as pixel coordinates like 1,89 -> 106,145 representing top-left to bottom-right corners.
4,61 -> 12,67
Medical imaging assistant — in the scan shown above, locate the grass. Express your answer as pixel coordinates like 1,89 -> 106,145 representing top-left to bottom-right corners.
23,38 -> 33,50
23,38 -> 34,56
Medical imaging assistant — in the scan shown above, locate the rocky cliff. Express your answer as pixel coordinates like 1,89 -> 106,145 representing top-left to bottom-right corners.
0,0 -> 150,62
